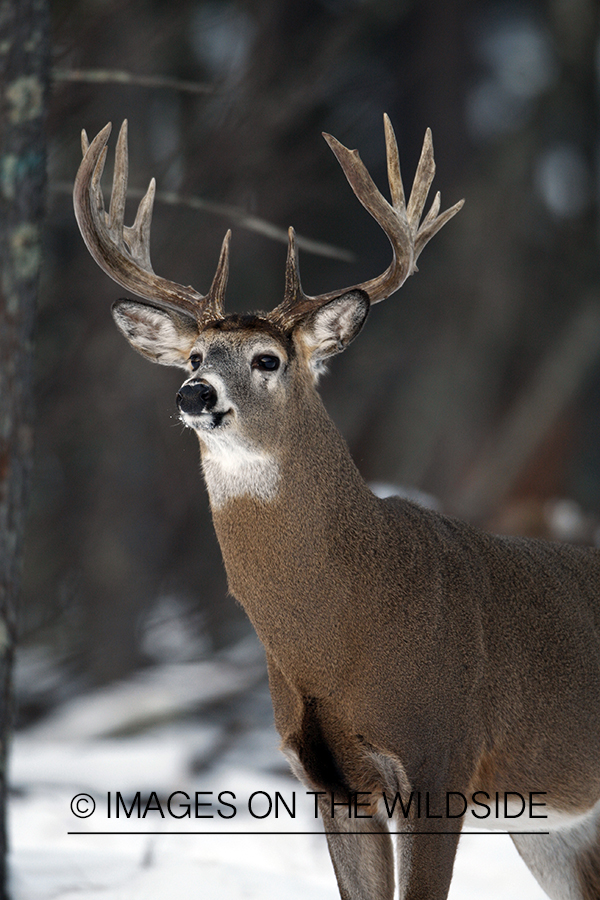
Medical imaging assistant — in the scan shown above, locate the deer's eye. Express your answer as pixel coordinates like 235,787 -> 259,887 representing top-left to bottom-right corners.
189,354 -> 202,371
252,354 -> 280,372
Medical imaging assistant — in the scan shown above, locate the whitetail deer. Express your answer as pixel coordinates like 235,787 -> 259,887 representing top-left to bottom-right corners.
74,116 -> 600,900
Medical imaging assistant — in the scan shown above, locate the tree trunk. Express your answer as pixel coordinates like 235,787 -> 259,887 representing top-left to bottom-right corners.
0,0 -> 49,895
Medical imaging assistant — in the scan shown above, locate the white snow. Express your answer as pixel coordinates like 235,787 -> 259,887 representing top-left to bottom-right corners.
9,648 -> 549,900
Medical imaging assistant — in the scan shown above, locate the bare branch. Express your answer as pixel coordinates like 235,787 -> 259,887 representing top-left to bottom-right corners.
52,181 -> 354,263
53,67 -> 213,96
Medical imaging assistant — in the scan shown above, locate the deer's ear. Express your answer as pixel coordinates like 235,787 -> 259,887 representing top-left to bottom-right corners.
296,290 -> 369,368
111,299 -> 199,368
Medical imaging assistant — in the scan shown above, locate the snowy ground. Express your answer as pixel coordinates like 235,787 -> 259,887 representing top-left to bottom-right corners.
9,638 -> 548,900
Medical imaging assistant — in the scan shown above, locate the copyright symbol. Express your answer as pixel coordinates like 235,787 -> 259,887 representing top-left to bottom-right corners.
71,793 -> 96,818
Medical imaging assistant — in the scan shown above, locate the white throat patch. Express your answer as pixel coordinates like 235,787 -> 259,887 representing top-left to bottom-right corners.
200,435 -> 280,508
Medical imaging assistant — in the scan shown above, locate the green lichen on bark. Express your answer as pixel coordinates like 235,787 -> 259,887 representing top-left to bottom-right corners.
0,0 -> 49,897
5,75 -> 44,123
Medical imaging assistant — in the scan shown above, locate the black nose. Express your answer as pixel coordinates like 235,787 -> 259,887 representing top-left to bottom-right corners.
176,380 -> 218,413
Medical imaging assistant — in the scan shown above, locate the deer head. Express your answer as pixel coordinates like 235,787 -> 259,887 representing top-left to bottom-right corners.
73,118 -> 462,507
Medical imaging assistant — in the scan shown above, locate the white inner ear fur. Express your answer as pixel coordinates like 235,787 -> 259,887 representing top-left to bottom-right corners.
112,301 -> 198,368
299,291 -> 369,372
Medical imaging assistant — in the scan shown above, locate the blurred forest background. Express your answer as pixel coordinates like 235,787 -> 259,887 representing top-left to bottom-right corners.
17,0 -> 600,715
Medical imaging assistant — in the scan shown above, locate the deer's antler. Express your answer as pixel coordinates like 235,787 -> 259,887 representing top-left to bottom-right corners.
74,117 -> 462,333
73,120 -> 229,326
269,114 -> 464,329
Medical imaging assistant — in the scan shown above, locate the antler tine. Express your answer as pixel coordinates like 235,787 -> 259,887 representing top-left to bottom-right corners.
108,120 -> 129,238
383,112 -> 405,212
284,226 -> 303,304
415,195 -> 464,260
270,226 -> 339,329
123,177 -> 156,272
406,127 -> 436,232
90,140 -> 109,222
73,122 -> 227,324
201,229 -> 231,325
269,115 -> 463,329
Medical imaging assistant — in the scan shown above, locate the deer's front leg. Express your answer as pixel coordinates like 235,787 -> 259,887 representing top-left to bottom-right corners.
317,795 -> 394,900
394,825 -> 461,900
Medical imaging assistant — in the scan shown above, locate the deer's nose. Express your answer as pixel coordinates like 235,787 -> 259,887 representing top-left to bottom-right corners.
176,380 -> 218,413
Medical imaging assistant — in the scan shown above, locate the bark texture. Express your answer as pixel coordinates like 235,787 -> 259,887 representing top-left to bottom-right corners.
0,0 -> 49,894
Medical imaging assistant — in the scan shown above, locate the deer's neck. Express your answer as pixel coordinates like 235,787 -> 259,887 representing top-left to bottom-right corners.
202,391 -> 384,680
